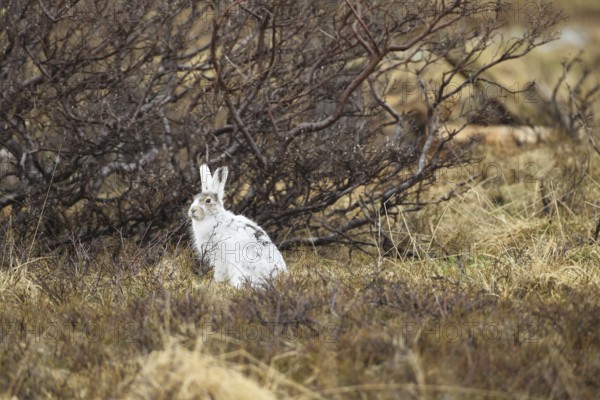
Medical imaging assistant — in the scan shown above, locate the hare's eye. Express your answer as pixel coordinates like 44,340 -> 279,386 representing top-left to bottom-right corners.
205,198 -> 212,204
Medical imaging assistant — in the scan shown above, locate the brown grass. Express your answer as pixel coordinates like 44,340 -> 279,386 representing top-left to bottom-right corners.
1,142 -> 599,399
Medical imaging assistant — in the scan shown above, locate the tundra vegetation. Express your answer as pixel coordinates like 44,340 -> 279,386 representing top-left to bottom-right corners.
1,0 -> 600,398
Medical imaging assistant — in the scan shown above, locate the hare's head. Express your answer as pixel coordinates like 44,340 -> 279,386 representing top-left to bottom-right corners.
189,164 -> 228,220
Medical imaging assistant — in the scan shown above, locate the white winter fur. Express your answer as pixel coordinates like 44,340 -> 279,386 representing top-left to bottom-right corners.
188,164 -> 286,287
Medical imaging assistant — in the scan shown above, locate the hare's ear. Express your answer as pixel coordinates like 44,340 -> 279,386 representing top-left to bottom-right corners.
199,164 -> 213,192
212,166 -> 229,201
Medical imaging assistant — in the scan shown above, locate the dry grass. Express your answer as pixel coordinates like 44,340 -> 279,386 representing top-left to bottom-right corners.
1,140 -> 599,399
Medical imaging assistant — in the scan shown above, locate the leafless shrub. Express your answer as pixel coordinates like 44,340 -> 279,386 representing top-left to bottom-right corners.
0,0 -> 564,250
532,54 -> 600,224
542,54 -> 599,145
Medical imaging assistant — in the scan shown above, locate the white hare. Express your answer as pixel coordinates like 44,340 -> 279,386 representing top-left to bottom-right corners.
188,164 -> 287,287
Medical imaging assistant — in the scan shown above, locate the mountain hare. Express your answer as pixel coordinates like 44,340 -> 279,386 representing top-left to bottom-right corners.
188,164 -> 286,287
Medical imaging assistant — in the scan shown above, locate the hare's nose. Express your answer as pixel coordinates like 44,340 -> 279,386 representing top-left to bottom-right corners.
189,205 -> 204,219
